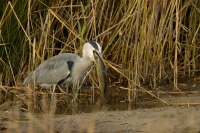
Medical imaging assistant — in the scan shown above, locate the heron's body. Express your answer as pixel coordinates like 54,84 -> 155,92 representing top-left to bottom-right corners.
23,53 -> 91,87
23,41 -> 104,100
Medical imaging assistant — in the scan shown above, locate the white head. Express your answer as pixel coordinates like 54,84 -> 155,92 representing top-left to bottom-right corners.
82,41 -> 102,61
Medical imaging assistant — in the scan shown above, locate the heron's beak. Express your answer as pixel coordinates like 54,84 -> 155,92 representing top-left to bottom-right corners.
93,51 -> 106,67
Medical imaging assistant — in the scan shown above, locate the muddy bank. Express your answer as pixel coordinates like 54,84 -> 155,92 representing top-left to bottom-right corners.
1,105 -> 200,133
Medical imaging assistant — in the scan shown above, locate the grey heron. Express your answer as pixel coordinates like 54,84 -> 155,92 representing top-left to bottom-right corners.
23,40 -> 105,101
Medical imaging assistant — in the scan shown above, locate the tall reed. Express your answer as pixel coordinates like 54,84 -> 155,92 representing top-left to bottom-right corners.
0,0 -> 200,103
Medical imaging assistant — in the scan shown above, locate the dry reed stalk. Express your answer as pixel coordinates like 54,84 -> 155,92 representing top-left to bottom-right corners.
0,0 -> 200,112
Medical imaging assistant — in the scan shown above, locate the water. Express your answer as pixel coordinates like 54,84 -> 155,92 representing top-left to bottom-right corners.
1,79 -> 200,115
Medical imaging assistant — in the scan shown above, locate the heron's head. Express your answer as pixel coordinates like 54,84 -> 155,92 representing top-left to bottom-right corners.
82,40 -> 102,61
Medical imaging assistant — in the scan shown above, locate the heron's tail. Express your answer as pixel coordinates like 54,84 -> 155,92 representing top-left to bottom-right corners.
23,76 -> 29,84
23,72 -> 34,84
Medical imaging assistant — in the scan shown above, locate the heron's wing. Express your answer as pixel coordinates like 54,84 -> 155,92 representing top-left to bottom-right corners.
24,53 -> 81,84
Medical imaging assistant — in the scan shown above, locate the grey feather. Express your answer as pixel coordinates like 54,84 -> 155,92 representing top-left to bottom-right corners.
23,53 -> 81,85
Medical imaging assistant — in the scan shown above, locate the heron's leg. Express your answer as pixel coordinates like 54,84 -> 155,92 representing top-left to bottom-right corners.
71,88 -> 79,107
71,81 -> 80,103
72,87 -> 79,100
50,84 -> 57,107
51,84 -> 56,99
65,84 -> 70,100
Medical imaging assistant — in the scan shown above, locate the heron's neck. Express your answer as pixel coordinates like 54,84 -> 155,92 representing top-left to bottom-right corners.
82,49 -> 94,61
71,58 -> 92,81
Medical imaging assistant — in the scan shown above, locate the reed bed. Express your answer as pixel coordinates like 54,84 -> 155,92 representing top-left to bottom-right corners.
0,0 -> 200,109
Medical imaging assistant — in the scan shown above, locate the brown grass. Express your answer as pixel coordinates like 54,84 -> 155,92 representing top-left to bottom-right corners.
0,0 -> 200,111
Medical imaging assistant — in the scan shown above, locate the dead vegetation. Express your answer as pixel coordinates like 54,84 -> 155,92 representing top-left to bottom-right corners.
0,0 -> 200,112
